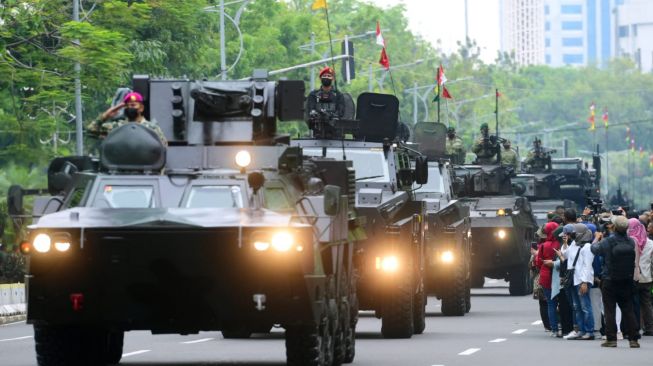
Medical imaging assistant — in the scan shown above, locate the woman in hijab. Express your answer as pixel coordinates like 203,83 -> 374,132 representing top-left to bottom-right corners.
536,222 -> 560,337
628,218 -> 653,336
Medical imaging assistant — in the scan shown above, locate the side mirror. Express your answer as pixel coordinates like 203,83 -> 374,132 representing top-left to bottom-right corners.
7,185 -> 24,217
323,185 -> 341,216
414,156 -> 428,185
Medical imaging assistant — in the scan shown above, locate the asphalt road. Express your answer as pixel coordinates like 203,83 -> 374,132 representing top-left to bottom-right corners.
1,279 -> 650,366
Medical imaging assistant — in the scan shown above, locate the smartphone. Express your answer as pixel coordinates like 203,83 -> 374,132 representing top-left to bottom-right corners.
530,242 -> 538,250
611,209 -> 622,215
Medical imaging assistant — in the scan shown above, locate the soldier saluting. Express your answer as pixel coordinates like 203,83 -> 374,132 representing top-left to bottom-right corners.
86,91 -> 167,145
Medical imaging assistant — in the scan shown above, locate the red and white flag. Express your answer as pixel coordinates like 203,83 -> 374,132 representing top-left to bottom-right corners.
376,21 -> 385,47
376,21 -> 390,70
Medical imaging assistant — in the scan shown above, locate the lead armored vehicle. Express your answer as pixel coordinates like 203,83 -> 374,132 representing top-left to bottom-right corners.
453,160 -> 537,296
11,72 -> 357,366
413,122 -> 472,315
292,93 -> 428,338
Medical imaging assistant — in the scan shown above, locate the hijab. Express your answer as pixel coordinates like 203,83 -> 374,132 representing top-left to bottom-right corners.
627,218 -> 647,253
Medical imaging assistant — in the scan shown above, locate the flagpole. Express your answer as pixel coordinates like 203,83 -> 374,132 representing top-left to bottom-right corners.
323,4 -> 338,91
495,88 -> 501,164
437,64 -> 441,124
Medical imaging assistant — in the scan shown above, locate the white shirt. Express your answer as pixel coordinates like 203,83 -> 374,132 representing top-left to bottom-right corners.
574,243 -> 595,285
562,241 -> 581,270
639,238 -> 653,284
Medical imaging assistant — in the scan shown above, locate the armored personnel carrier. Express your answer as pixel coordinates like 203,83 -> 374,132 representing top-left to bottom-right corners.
11,72 -> 357,366
453,162 -> 538,296
292,93 -> 428,338
511,172 -> 572,225
412,122 -> 472,316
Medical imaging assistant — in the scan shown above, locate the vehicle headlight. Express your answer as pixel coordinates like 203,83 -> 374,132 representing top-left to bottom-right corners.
33,233 -> 51,253
271,231 -> 294,252
235,150 -> 251,168
54,241 -> 71,252
253,241 -> 270,251
497,229 -> 507,239
496,208 -> 506,216
376,255 -> 399,272
440,250 -> 454,263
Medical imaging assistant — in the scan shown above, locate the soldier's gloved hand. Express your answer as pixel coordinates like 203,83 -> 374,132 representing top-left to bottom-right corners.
489,135 -> 497,144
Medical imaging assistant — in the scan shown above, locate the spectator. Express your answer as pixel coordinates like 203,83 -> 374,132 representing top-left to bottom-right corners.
628,218 -> 653,336
568,224 -> 595,340
536,222 -> 561,337
559,224 -> 581,339
591,216 -> 640,348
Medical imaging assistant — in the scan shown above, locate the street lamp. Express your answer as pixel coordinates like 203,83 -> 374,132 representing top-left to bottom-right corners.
204,0 -> 252,80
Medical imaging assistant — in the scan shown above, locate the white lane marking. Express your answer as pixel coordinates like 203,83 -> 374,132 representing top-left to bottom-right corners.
0,335 -> 32,342
512,329 -> 528,334
531,320 -> 543,325
489,338 -> 507,343
122,350 -> 151,358
182,337 -> 214,344
458,348 -> 481,356
0,320 -> 26,327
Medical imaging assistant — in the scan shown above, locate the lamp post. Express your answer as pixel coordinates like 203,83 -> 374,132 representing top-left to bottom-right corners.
204,0 -> 252,79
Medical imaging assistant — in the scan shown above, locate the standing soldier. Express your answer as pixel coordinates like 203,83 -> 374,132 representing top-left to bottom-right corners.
472,123 -> 500,164
86,91 -> 167,145
501,139 -> 519,170
306,66 -> 345,120
445,126 -> 466,164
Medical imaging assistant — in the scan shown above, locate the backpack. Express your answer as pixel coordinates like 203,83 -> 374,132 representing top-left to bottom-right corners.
609,236 -> 636,280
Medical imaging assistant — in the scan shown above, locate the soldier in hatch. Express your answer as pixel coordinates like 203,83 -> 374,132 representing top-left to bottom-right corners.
306,66 -> 345,121
445,126 -> 466,164
524,138 -> 554,172
500,139 -> 519,170
87,91 -> 167,145
472,123 -> 500,164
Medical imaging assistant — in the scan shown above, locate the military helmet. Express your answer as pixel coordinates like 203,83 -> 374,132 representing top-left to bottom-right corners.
447,126 -> 455,133
480,123 -> 489,130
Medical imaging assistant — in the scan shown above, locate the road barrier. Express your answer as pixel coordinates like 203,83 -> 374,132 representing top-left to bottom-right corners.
0,283 -> 26,316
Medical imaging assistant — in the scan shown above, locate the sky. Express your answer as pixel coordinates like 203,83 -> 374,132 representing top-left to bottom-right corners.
370,0 -> 501,63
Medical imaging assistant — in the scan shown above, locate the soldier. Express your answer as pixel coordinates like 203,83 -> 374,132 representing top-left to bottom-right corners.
472,123 -> 500,164
500,139 -> 519,170
445,126 -> 466,164
87,91 -> 167,145
306,66 -> 345,121
524,138 -> 552,172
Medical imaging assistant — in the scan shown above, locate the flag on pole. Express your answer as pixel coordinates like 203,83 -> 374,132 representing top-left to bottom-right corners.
588,102 -> 596,131
376,21 -> 390,70
496,90 -> 502,98
602,107 -> 608,128
438,65 -> 452,99
311,0 -> 327,10
376,21 -> 385,46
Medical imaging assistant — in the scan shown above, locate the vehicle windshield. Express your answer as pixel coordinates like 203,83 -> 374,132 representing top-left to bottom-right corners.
415,167 -> 445,193
303,148 -> 389,181
185,185 -> 244,208
93,185 -> 155,208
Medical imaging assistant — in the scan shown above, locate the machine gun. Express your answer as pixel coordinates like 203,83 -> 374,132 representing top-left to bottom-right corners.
308,108 -> 358,139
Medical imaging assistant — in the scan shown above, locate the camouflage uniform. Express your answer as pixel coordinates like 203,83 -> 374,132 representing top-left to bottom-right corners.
501,148 -> 519,170
86,117 -> 167,145
445,136 -> 466,164
472,137 -> 500,164
524,151 -> 550,172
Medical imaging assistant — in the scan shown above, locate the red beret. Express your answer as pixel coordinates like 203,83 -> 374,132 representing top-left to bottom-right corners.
123,92 -> 143,103
319,67 -> 334,78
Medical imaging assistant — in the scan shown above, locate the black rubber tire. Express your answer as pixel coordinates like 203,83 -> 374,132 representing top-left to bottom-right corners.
344,293 -> 358,363
286,315 -> 334,366
440,262 -> 467,316
509,262 -> 532,296
412,276 -> 426,334
465,277 -> 472,313
105,331 -> 124,365
34,325 -> 110,366
221,329 -> 253,339
381,272 -> 414,339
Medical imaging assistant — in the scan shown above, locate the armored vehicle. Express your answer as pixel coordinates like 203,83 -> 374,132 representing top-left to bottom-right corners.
511,173 -> 573,225
453,164 -> 538,295
413,122 -> 472,316
292,93 -> 428,338
11,72 -> 357,366
549,156 -> 601,209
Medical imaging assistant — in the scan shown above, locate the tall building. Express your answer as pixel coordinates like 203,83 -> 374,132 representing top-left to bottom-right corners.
615,0 -> 653,72
500,0 -> 546,66
543,0 -> 618,68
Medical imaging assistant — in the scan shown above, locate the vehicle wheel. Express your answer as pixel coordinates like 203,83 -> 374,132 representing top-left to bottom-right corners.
412,275 -> 426,334
440,262 -> 467,316
508,262 -> 532,296
286,316 -> 334,366
381,272 -> 414,338
344,292 -> 358,363
105,330 -> 124,365
221,328 -> 253,339
34,324 -> 110,366
465,277 -> 471,313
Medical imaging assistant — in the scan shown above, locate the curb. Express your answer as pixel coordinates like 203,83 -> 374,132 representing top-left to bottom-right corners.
0,314 -> 26,325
